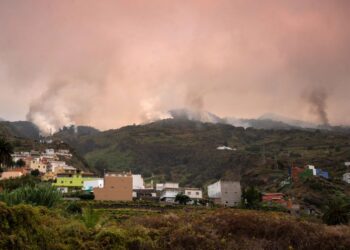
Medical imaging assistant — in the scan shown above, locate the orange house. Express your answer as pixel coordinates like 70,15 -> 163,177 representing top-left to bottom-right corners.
94,172 -> 133,201
262,193 -> 290,206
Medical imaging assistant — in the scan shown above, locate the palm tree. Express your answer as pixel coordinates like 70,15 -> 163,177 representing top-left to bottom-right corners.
322,198 -> 350,225
0,138 -> 14,168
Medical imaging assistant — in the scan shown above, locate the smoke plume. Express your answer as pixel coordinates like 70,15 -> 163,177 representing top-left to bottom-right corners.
1,0 -> 350,131
306,89 -> 329,126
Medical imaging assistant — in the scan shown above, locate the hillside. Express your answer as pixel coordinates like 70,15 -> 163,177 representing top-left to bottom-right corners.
0,122 -> 91,172
52,119 -> 350,209
0,121 -> 40,140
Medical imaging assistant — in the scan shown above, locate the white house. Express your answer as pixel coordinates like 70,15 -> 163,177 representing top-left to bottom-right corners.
160,188 -> 180,203
132,174 -> 145,189
83,179 -> 104,191
156,182 -> 179,191
184,188 -> 203,200
49,161 -> 67,172
307,165 -> 317,175
217,146 -> 236,151
45,149 -> 55,155
343,173 -> 350,184
345,162 -> 350,167
208,180 -> 241,207
156,183 -> 164,191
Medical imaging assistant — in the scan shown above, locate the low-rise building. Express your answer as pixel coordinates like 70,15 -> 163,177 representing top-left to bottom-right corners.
160,187 -> 180,203
316,169 -> 329,179
343,173 -> 350,184
30,158 -> 48,173
207,180 -> 241,207
94,172 -> 133,201
132,174 -> 145,189
184,188 -> 203,200
156,182 -> 179,191
133,189 -> 157,200
262,193 -> 289,206
83,178 -> 104,192
0,168 -> 28,180
53,173 -> 96,193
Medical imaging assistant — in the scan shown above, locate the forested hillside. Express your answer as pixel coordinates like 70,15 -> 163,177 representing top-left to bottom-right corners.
54,119 -> 350,186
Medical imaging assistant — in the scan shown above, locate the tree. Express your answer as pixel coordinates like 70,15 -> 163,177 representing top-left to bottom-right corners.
175,193 -> 191,205
31,169 -> 40,177
241,186 -> 262,209
322,198 -> 350,225
15,159 -> 26,167
0,138 -> 14,168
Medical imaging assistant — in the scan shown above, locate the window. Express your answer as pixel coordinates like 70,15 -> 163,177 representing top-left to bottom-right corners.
196,192 -> 199,195
188,192 -> 192,195
70,181 -> 73,184
61,181 -> 64,184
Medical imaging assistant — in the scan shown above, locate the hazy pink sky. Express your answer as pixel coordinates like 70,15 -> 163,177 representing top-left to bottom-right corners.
0,0 -> 350,132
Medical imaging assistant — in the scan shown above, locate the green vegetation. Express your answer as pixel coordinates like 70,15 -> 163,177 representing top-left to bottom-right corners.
0,201 -> 350,249
322,198 -> 350,225
0,174 -> 41,191
241,186 -> 262,209
0,137 -> 14,168
175,193 -> 191,205
0,184 -> 62,208
52,119 -> 350,210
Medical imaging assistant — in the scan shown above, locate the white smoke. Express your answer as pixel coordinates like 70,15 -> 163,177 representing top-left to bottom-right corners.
26,78 -> 99,135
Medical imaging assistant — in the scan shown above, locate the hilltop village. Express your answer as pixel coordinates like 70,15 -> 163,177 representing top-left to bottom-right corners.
1,147 -> 349,213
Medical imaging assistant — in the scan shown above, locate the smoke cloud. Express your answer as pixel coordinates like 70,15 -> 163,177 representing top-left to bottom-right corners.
305,89 -> 329,126
1,0 -> 350,132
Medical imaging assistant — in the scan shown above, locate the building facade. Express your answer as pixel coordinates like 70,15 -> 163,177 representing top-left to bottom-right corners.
184,188 -> 203,200
343,173 -> 350,184
53,174 -> 96,193
132,174 -> 145,189
83,178 -> 104,192
94,173 -> 133,201
207,180 -> 241,207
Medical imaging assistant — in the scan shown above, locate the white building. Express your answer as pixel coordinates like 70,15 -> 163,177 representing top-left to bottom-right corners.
217,146 -> 236,151
156,183 -> 164,191
345,162 -> 350,167
156,182 -> 179,191
208,180 -> 241,207
307,165 -> 317,175
83,179 -> 104,191
45,149 -> 55,155
132,174 -> 145,189
49,161 -> 67,172
184,188 -> 203,200
160,188 -> 180,203
343,173 -> 350,184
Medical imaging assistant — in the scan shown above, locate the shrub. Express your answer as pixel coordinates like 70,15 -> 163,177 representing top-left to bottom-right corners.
0,175 -> 40,191
175,193 -> 191,205
322,198 -> 350,225
82,206 -> 100,228
95,228 -> 127,249
0,184 -> 62,208
66,202 -> 83,214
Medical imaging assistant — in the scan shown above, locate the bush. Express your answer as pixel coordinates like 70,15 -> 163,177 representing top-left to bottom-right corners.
95,228 -> 127,249
82,206 -> 100,228
322,198 -> 350,225
66,202 -> 83,214
0,184 -> 62,208
0,175 -> 40,191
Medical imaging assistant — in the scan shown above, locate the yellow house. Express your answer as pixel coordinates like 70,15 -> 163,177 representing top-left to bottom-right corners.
30,159 -> 48,173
